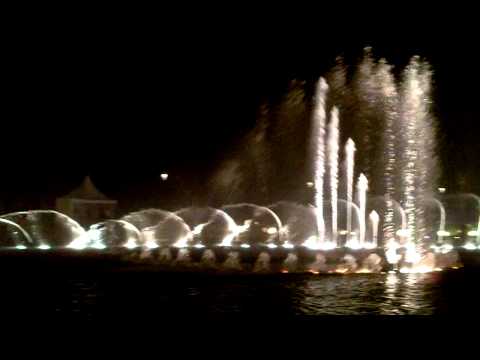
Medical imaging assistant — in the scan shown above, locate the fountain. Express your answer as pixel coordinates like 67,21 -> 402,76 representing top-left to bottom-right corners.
311,78 -> 328,247
1,50 -> 467,275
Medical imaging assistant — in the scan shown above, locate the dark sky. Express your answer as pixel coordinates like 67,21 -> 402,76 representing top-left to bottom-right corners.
2,11 -> 479,212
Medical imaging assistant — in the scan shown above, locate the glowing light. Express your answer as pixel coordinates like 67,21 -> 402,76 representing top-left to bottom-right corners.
355,268 -> 373,274
463,243 -> 477,250
438,187 -> 446,193
328,107 -> 340,246
356,173 -> 368,247
385,240 -> 401,264
306,182 -> 314,188
309,270 -> 320,274
362,242 -> 377,250
345,239 -> 362,250
396,229 -> 410,238
160,173 -> 168,181
282,242 -> 294,249
145,240 -> 158,249
38,244 -> 50,250
467,230 -> 478,237
312,77 -> 329,246
303,236 -> 336,250
440,244 -> 454,253
436,230 -> 450,237
339,230 -> 348,235
266,244 -> 277,249
240,244 -> 250,249
90,242 -> 106,250
124,238 -> 138,249
265,227 -> 278,235
404,242 -> 421,263
192,223 -> 206,236
194,244 -> 205,249
281,270 -> 289,274
399,266 -> 433,274
15,245 -> 26,250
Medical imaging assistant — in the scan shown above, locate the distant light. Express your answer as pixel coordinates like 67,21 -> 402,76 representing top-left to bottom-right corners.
339,230 -> 348,236
438,187 -> 446,194
467,230 -> 478,237
90,242 -> 106,250
145,240 -> 159,249
265,227 -> 278,235
437,230 -> 451,237
306,182 -> 314,188
266,244 -> 277,249
240,244 -> 250,248
463,243 -> 477,250
282,242 -> 294,249
15,245 -> 26,250
38,244 -> 50,250
194,244 -> 205,249
160,173 -> 169,181
124,238 -> 138,249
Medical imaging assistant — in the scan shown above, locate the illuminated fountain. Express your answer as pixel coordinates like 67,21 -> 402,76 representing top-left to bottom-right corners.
0,51 -> 467,275
328,107 -> 340,246
311,78 -> 328,247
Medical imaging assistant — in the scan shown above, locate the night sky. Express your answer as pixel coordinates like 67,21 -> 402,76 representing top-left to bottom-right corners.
2,12 -> 479,213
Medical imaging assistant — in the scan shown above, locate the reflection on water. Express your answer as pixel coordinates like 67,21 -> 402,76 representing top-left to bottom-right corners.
290,273 -> 438,315
1,269 -> 476,318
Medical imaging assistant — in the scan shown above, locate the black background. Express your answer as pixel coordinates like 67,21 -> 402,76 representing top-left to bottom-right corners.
2,6 -> 479,213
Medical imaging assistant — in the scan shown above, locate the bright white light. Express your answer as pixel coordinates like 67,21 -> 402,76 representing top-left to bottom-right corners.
404,243 -> 421,263
385,240 -> 401,264
194,244 -> 205,249
192,223 -> 206,236
396,229 -> 410,238
38,244 -> 51,250
306,181 -> 314,188
467,230 -> 478,237
145,240 -> 158,249
463,243 -> 477,250
437,230 -> 450,237
240,244 -> 250,249
282,242 -> 294,249
438,187 -> 446,193
15,245 -> 26,250
339,230 -> 348,236
363,242 -> 377,250
265,227 -> 278,235
345,239 -> 362,250
441,244 -> 454,253
267,244 -> 277,249
124,238 -> 138,249
90,242 -> 106,250
160,173 -> 168,181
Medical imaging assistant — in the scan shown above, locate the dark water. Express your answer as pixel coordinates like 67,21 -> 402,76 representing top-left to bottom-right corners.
2,267 -> 479,319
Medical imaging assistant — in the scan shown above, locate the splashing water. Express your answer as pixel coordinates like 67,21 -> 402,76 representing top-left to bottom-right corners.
328,107 -> 340,246
312,78 -> 329,245
223,251 -> 242,271
253,252 -> 271,272
283,253 -> 299,272
345,139 -> 356,245
356,174 -> 368,247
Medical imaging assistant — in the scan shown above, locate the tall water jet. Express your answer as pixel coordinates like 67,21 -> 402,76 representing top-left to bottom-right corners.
376,59 -> 399,244
398,56 -> 437,247
328,107 -> 340,246
345,138 -> 356,244
369,210 -> 380,248
357,173 -> 368,247
311,78 -> 329,245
